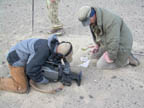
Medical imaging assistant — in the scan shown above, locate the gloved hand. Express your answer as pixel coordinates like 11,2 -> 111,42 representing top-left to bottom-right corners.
37,77 -> 49,85
50,0 -> 55,2
103,51 -> 114,63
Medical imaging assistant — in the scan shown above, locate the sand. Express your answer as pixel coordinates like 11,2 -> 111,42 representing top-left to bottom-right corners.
0,0 -> 144,108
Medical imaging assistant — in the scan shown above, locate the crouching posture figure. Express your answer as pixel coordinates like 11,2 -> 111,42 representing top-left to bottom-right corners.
0,35 -> 73,93
78,6 -> 139,69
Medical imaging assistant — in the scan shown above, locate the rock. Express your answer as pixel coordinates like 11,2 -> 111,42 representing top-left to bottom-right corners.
2,61 -> 5,64
130,86 -> 134,90
120,79 -> 124,81
39,31 -> 43,33
8,4 -> 11,7
111,76 -> 117,79
66,5 -> 69,7
108,84 -> 111,87
79,96 -> 84,100
89,95 -> 94,99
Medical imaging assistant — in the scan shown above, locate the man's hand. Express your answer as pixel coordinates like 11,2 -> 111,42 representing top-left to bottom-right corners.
37,77 -> 49,84
30,77 -> 49,85
89,44 -> 99,54
103,51 -> 114,63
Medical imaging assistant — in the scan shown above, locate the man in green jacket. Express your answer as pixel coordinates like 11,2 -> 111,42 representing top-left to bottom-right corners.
78,6 -> 139,69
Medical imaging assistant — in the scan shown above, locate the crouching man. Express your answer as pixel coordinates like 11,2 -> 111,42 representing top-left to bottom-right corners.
78,6 -> 139,70
0,35 -> 73,93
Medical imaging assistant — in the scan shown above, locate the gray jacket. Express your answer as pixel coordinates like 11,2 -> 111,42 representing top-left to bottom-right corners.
7,35 -> 59,83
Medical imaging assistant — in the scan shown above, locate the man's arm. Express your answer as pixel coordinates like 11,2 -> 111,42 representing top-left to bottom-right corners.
26,48 -> 50,83
105,20 -> 120,61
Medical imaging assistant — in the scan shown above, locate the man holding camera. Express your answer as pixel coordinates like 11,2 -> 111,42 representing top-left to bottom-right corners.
0,35 -> 73,93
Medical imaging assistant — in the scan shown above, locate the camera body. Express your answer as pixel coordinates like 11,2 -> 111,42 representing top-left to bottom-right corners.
41,59 -> 82,86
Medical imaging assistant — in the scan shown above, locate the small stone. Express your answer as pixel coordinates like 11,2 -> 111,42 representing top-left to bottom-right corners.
48,100 -> 51,103
131,86 -> 134,90
111,76 -> 117,79
39,31 -> 43,33
2,61 -> 5,64
94,80 -> 97,82
108,84 -> 111,87
77,100 -> 80,102
139,85 -> 143,88
79,96 -> 84,100
89,95 -> 94,99
120,79 -> 124,81
140,51 -> 144,54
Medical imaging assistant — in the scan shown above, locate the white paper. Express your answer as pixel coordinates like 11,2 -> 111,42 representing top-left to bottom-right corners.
79,60 -> 90,68
80,56 -> 89,62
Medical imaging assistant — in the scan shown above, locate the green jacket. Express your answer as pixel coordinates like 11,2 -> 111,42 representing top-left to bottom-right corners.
90,7 -> 133,66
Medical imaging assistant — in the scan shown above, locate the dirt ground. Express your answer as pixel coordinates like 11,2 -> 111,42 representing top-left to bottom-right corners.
0,0 -> 144,108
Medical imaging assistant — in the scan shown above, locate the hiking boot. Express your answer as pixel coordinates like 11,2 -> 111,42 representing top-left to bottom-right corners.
129,53 -> 140,66
48,28 -> 64,36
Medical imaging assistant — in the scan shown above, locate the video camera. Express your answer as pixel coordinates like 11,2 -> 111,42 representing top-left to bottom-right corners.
41,58 -> 82,86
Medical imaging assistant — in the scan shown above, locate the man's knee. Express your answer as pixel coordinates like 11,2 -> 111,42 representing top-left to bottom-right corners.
97,58 -> 118,70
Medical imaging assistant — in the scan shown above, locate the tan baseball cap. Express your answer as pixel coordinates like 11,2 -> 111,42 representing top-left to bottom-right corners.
78,6 -> 91,26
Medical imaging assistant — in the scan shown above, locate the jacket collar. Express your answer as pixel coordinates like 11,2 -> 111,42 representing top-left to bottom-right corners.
47,35 -> 59,54
93,7 -> 103,26
92,7 -> 103,36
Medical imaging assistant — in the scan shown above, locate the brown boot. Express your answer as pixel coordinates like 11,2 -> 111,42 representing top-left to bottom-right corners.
129,53 -> 140,66
0,65 -> 28,93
